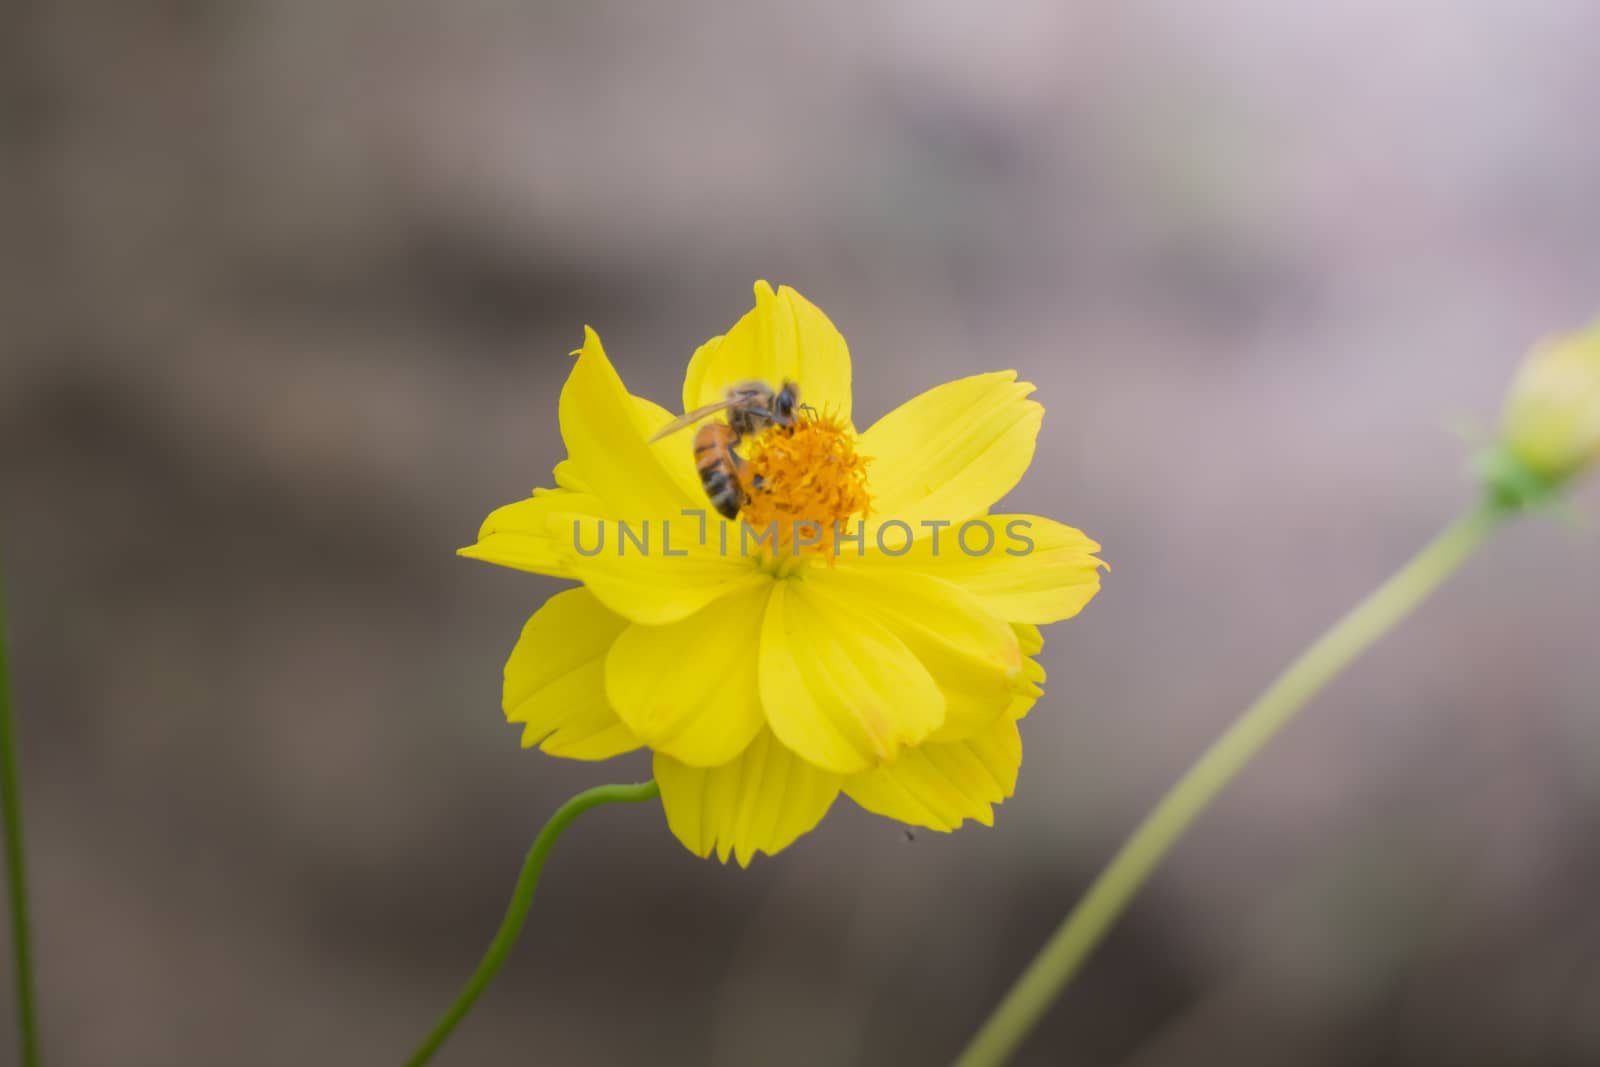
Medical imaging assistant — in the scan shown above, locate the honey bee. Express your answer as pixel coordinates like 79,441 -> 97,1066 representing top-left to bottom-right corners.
649,381 -> 803,519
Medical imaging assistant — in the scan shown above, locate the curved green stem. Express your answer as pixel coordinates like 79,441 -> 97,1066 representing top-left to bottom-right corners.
953,504 -> 1508,1067
0,554 -> 39,1067
404,778 -> 661,1067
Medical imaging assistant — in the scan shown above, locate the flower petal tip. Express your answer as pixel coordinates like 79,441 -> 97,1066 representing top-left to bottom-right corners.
570,324 -> 603,358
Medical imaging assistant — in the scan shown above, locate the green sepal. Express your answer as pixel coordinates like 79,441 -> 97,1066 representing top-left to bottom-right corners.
1471,444 -> 1565,514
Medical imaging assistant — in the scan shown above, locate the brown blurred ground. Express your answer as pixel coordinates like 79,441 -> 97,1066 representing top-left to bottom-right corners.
4,3 -> 1600,1065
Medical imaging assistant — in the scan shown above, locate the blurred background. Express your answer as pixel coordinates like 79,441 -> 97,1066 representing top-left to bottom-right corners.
4,2 -> 1600,1064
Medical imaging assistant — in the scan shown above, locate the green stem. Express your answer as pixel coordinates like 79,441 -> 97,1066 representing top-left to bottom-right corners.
0,555 -> 40,1067
953,504 -> 1508,1067
404,778 -> 661,1067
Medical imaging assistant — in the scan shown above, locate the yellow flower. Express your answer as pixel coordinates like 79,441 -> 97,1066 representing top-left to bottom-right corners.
461,281 -> 1104,864
1498,323 -> 1600,490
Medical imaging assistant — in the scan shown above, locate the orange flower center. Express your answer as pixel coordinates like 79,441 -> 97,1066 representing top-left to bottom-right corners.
741,413 -> 872,559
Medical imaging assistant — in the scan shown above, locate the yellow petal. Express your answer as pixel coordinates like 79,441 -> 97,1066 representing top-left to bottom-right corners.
605,586 -> 770,767
868,515 -> 1105,624
552,459 -> 589,493
654,729 -> 841,865
758,579 -> 945,774
814,566 -> 1023,742
558,513 -> 772,625
1008,648 -> 1047,721
1014,622 -> 1044,657
503,589 -> 639,760
681,281 -> 853,426
458,488 -> 605,577
633,394 -> 711,508
561,327 -> 696,516
844,715 -> 1022,832
859,372 -> 1042,532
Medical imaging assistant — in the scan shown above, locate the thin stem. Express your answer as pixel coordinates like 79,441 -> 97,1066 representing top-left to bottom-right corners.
0,553 -> 40,1067
953,504 -> 1508,1067
404,778 -> 661,1067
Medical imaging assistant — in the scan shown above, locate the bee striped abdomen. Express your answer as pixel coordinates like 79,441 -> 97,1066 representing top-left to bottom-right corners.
693,423 -> 747,520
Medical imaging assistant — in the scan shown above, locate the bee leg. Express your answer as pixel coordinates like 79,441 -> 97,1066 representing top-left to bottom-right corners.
731,448 -> 757,504
736,453 -> 765,493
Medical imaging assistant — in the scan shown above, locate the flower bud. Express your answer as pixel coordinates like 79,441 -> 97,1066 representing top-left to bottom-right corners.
1495,324 -> 1600,493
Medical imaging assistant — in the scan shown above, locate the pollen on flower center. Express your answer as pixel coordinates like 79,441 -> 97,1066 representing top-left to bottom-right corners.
741,413 -> 871,558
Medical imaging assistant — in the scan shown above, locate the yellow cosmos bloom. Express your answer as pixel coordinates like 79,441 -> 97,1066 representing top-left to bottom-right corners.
461,281 -> 1104,865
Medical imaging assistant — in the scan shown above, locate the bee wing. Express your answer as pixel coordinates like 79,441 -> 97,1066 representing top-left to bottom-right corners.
647,398 -> 741,442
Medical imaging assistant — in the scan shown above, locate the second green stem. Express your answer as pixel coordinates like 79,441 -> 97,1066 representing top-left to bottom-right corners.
404,778 -> 661,1067
953,503 -> 1508,1067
